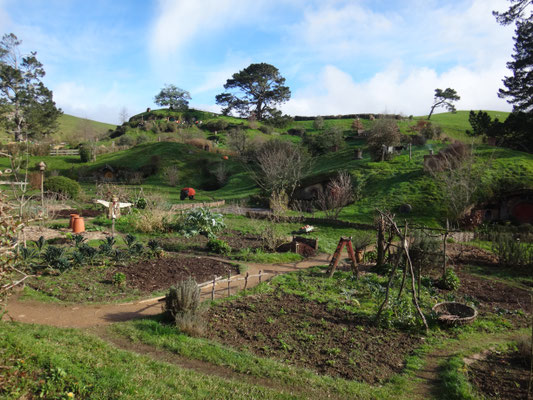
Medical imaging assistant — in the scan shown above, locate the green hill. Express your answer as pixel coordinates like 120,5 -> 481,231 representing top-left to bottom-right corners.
2,108 -> 528,227
0,113 -> 115,143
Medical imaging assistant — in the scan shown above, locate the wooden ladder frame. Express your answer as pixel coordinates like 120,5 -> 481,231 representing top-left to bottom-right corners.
327,236 -> 358,278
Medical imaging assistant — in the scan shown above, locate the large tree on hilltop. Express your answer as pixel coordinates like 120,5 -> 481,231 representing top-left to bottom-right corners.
0,33 -> 62,142
494,1 -> 533,112
215,63 -> 291,121
427,88 -> 460,120
154,84 -> 191,111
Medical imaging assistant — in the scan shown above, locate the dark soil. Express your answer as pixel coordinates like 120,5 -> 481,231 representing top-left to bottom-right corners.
456,269 -> 531,314
114,256 -> 239,292
160,230 -> 264,253
468,350 -> 530,400
205,293 -> 421,383
54,209 -> 103,219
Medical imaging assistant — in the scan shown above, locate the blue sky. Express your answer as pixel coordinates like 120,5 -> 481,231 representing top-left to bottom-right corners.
0,0 -> 517,124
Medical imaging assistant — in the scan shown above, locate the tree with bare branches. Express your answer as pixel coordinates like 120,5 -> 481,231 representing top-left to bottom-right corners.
316,171 -> 354,220
252,140 -> 309,200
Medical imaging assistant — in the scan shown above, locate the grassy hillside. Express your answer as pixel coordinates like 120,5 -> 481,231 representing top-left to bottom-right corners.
2,108 -> 529,227
0,113 -> 115,144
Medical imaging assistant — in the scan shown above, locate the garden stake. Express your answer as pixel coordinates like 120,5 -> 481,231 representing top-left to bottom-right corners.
259,270 -> 262,284
211,275 -> 215,300
244,272 -> 249,290
227,270 -> 231,297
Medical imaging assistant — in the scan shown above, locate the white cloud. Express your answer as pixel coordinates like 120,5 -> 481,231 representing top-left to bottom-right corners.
283,61 -> 512,116
150,0 -> 265,56
53,81 -> 145,124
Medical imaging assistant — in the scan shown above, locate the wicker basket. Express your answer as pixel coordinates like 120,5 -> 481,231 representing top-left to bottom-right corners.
432,302 -> 478,326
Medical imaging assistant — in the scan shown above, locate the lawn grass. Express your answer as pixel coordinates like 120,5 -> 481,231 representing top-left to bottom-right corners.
0,322 -> 300,400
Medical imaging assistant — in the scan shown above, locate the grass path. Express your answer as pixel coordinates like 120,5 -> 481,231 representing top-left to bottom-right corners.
408,331 -> 523,399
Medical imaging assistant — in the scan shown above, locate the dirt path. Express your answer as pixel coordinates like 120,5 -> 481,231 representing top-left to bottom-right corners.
410,331 -> 522,400
5,253 -> 330,328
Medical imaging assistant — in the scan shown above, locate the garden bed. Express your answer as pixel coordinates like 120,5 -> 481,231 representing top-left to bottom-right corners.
113,255 -> 238,292
27,256 -> 238,303
453,268 -> 531,326
468,349 -> 530,400
206,293 -> 421,383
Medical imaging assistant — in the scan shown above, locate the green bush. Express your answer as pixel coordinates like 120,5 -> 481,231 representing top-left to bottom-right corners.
112,272 -> 126,287
44,176 -> 81,199
204,119 -> 229,132
206,238 -> 231,255
440,268 -> 460,290
259,125 -> 274,134
116,135 -> 134,146
79,144 -> 93,163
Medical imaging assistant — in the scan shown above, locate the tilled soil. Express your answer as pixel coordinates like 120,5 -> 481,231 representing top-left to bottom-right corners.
206,293 -> 421,383
113,256 -> 239,292
456,270 -> 531,314
468,350 -> 530,400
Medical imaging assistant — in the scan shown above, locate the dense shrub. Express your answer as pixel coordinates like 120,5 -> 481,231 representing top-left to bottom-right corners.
259,124 -> 274,134
367,119 -> 401,161
411,134 -> 427,146
206,238 -> 231,255
303,126 -> 345,155
136,134 -> 149,145
116,135 -> 134,147
79,144 -> 93,163
287,127 -> 306,137
44,176 -> 81,199
204,119 -> 229,132
164,278 -> 203,335
313,116 -> 324,130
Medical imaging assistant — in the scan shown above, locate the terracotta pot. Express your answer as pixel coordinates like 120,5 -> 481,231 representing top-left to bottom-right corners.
355,250 -> 364,263
72,217 -> 85,233
69,213 -> 80,229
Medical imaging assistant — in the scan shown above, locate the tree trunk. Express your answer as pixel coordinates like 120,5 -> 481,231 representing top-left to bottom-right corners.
427,105 -> 436,120
376,216 -> 385,267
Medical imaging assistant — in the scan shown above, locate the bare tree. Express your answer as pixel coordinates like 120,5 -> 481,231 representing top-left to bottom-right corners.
212,162 -> 229,187
428,144 -> 483,223
252,140 -> 309,199
163,165 -> 179,187
227,128 -> 247,155
119,107 -> 129,124
316,171 -> 354,220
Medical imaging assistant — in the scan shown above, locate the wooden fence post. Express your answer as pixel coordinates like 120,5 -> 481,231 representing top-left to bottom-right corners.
227,270 -> 231,297
244,272 -> 249,290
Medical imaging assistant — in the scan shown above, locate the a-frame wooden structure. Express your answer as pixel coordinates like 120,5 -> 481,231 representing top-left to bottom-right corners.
327,237 -> 358,278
